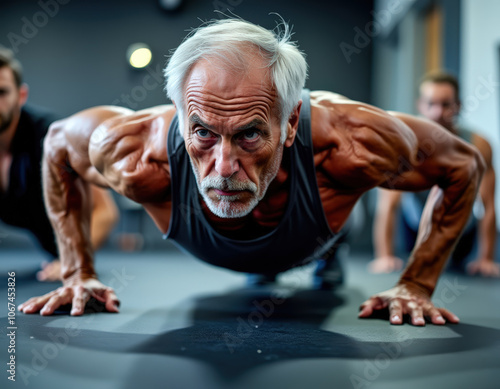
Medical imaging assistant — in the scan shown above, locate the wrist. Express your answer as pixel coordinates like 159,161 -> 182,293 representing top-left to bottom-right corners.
62,266 -> 98,285
397,276 -> 434,297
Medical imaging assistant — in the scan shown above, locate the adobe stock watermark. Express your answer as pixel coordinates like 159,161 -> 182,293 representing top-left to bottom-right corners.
17,266 -> 136,386
340,0 -> 412,64
382,124 -> 449,189
111,64 -> 164,109
4,0 -> 71,54
461,74 -> 500,119
349,326 -> 426,389
223,288 -> 288,353
349,276 -> 467,388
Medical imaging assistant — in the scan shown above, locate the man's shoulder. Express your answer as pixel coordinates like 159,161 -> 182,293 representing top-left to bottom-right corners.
309,90 -> 407,149
309,90 -> 396,128
308,91 -> 417,189
95,104 -> 176,131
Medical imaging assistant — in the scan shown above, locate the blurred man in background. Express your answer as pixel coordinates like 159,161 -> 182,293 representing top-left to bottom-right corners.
370,71 -> 499,277
0,47 -> 118,281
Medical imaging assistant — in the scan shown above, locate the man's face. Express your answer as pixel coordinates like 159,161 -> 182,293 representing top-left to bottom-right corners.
417,81 -> 460,130
0,66 -> 22,134
182,56 -> 285,219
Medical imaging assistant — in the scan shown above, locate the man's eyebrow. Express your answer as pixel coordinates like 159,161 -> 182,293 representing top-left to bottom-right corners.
188,115 -> 268,132
189,114 -> 214,130
235,119 -> 267,131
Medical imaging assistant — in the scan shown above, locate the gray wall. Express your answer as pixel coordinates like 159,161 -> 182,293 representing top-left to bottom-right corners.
461,0 -> 500,228
1,0 -> 374,117
0,0 -> 375,250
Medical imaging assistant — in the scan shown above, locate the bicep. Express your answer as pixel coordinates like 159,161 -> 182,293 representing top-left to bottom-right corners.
47,106 -> 132,187
381,113 -> 483,192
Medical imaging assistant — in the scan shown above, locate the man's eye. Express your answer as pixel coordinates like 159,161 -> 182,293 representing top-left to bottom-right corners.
242,130 -> 260,141
196,129 -> 212,138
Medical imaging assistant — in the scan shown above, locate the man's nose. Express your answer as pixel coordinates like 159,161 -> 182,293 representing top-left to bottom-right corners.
214,139 -> 239,178
428,104 -> 445,121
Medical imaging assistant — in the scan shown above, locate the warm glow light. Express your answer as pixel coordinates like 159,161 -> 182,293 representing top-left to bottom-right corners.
127,43 -> 152,69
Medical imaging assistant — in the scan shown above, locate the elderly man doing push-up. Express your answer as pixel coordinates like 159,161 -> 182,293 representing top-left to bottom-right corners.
19,19 -> 484,326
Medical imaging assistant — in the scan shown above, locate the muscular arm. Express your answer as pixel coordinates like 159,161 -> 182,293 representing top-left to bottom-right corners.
36,184 -> 119,283
90,186 -> 119,249
468,134 -> 498,276
387,113 -> 485,295
19,106 -> 131,315
312,94 -> 484,325
44,107 -> 131,283
19,105 -> 174,315
359,113 -> 483,325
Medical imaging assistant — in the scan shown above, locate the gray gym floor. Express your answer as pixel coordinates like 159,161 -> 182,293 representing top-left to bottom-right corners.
1,247 -> 499,389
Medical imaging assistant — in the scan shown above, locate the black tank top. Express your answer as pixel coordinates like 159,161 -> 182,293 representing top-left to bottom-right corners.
164,90 -> 338,274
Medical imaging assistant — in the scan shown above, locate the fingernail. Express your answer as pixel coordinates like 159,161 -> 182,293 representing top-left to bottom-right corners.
415,318 -> 425,325
392,315 -> 400,322
436,316 -> 445,324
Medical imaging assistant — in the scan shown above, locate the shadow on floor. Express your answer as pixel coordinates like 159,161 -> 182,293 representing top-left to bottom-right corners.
22,286 -> 500,383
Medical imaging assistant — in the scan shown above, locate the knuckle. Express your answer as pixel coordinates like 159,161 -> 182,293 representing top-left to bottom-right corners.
59,286 -> 71,294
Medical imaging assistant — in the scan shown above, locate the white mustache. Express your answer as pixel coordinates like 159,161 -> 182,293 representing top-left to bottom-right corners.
201,175 -> 257,194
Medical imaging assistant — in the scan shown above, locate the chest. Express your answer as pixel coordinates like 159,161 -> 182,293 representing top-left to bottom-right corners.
247,169 -> 359,235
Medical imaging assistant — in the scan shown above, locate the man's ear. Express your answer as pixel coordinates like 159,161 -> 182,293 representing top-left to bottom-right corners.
284,100 -> 302,147
18,83 -> 29,107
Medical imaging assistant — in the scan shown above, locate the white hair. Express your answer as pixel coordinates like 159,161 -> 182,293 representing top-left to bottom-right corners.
164,18 -> 308,142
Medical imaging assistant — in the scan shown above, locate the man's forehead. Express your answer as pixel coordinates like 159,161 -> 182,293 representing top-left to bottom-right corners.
0,67 -> 16,87
420,82 -> 456,100
184,57 -> 275,100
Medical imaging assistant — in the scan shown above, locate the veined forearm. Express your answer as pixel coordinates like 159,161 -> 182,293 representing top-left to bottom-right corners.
43,155 -> 97,283
89,187 -> 119,249
400,170 -> 482,294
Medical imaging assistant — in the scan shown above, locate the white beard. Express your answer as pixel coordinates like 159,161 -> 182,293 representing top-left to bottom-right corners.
190,145 -> 284,219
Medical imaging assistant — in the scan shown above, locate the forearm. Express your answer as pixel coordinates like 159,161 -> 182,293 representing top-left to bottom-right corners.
43,156 -> 97,283
90,187 -> 119,249
399,170 -> 482,295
